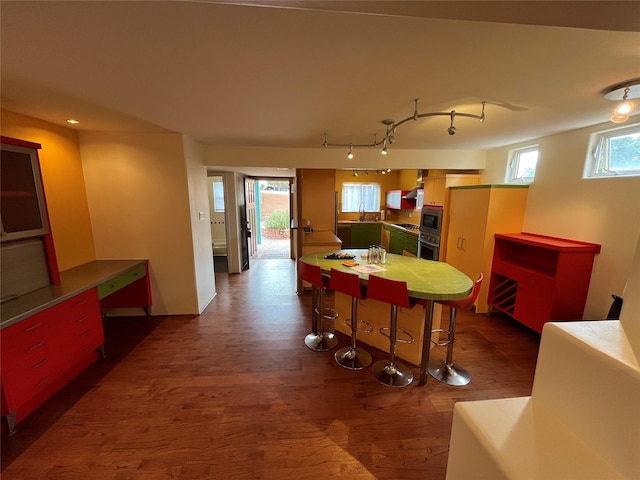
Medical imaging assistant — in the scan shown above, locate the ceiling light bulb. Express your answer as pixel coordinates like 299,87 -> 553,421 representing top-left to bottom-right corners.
611,112 -> 629,123
66,119 -> 80,125
347,144 -> 354,159
614,101 -> 635,116
353,170 -> 358,176
381,146 -> 388,155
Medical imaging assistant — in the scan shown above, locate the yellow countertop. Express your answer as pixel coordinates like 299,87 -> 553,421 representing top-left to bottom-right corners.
302,230 -> 342,246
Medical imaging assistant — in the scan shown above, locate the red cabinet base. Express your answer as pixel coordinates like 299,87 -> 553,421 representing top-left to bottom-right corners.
488,233 -> 601,333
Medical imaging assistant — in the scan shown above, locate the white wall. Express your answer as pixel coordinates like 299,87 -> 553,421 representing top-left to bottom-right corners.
204,145 -> 487,171
182,135 -> 216,313
79,131 -> 201,315
483,121 -> 640,319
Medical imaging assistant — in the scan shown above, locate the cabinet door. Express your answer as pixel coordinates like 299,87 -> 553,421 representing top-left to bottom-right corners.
0,140 -> 49,241
403,233 -> 419,256
351,224 -> 381,248
446,188 -> 488,278
1,312 -> 56,411
386,191 -> 401,209
389,230 -> 404,254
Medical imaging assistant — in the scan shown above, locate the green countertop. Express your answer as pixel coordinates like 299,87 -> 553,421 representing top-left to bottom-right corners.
1,259 -> 148,328
300,249 -> 472,301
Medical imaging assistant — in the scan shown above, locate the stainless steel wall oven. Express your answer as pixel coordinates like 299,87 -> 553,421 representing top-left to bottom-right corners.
418,206 -> 443,261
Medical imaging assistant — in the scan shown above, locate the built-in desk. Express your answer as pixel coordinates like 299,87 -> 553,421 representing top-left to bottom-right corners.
1,259 -> 151,434
299,250 -> 472,385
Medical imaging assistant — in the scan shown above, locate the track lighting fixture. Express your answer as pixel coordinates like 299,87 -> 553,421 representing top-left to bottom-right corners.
353,169 -> 390,176
604,79 -> 640,124
322,99 -> 486,154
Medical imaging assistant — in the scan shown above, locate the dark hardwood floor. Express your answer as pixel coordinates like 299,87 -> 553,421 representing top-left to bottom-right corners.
1,259 -> 540,479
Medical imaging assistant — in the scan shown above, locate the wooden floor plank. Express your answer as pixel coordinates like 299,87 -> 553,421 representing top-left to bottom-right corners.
1,259 -> 540,479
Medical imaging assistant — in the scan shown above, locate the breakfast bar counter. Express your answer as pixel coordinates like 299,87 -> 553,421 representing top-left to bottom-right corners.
299,249 -> 473,385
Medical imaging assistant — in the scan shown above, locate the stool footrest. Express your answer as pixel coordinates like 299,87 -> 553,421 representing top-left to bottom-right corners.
430,328 -> 453,347
343,318 -> 374,334
380,326 -> 415,345
314,306 -> 338,321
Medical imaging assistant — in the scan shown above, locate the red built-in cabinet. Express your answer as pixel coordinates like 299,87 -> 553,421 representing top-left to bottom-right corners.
1,289 -> 104,433
488,233 -> 601,333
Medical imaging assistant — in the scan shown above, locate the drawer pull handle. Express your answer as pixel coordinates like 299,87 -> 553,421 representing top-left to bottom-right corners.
79,330 -> 90,338
74,299 -> 87,307
35,376 -> 51,388
76,314 -> 89,323
28,341 -> 44,351
133,272 -> 139,277
24,322 -> 42,332
33,358 -> 47,369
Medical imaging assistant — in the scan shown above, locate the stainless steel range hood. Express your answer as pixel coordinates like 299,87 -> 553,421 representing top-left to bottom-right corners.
402,170 -> 425,200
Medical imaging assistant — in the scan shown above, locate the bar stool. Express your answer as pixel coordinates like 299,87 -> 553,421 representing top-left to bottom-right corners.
428,273 -> 483,386
330,268 -> 372,370
298,260 -> 338,352
367,274 -> 418,387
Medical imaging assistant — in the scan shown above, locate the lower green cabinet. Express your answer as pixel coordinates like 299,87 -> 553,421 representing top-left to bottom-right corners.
351,223 -> 382,248
388,228 -> 418,256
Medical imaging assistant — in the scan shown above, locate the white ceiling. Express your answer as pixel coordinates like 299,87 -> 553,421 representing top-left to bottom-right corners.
1,1 -> 639,166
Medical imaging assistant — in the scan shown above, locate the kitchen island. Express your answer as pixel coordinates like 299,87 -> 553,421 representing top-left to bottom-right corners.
299,250 -> 472,385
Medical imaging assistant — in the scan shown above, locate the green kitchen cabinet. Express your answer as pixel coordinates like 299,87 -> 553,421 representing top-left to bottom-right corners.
351,223 -> 382,248
388,228 -> 418,256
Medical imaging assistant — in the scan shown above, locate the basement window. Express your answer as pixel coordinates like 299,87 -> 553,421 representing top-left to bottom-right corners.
584,123 -> 640,178
342,183 -> 381,212
506,145 -> 538,183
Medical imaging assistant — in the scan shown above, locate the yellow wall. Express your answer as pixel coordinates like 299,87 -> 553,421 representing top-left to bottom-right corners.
335,169 -> 402,218
1,109 -> 96,270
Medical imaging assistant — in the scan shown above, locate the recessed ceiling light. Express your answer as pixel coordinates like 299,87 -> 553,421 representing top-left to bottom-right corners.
66,119 -> 80,125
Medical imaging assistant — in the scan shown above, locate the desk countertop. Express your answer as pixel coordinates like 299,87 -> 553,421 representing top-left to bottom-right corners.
1,259 -> 148,328
300,249 -> 471,301
302,230 -> 342,246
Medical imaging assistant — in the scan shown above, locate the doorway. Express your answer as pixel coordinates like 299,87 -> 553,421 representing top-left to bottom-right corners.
255,179 -> 291,259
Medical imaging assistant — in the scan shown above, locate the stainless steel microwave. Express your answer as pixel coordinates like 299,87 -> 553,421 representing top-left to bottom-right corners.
420,205 -> 443,236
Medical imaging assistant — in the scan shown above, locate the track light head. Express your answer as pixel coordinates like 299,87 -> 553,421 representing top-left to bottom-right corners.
448,126 -> 457,135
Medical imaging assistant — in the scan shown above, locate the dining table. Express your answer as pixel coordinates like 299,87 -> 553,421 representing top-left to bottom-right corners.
299,249 -> 474,385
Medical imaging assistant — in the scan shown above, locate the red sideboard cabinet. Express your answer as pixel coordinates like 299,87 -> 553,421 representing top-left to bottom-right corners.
488,232 -> 601,333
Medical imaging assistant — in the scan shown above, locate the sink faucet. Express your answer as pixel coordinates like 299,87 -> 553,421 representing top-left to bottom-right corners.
359,202 -> 365,221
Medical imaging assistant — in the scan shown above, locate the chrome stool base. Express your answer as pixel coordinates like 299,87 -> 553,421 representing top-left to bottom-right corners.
304,332 -> 338,352
371,359 -> 413,387
334,346 -> 372,370
427,359 -> 471,386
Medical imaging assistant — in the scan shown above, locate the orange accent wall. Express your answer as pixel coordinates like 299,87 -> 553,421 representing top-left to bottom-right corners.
1,109 -> 96,270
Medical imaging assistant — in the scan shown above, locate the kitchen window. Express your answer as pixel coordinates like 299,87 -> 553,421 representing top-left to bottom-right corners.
584,123 -> 640,178
342,182 -> 381,212
506,145 -> 538,183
